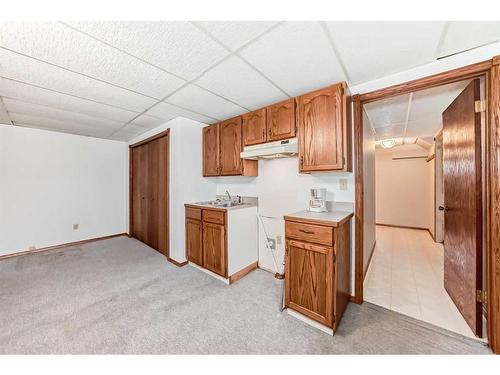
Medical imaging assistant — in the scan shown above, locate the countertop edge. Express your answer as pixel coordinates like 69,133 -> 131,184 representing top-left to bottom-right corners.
284,211 -> 354,227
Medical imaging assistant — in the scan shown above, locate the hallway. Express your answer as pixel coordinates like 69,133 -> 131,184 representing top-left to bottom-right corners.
364,225 -> 481,339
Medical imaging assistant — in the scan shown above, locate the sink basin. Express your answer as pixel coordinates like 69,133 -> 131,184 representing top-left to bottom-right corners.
195,200 -> 248,208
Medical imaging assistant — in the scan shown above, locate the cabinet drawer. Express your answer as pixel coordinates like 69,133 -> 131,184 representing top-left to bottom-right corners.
203,209 -> 225,225
186,207 -> 202,220
285,221 -> 333,246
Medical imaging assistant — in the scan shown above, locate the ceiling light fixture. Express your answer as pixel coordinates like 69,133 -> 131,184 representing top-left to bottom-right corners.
380,139 -> 396,149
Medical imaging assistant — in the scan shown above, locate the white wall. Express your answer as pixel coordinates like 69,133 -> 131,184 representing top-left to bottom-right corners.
215,157 -> 355,289
0,125 -> 128,255
362,111 -> 376,275
128,117 -> 216,262
375,145 -> 434,230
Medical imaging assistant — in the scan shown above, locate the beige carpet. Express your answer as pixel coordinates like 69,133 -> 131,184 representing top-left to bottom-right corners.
0,236 -> 491,354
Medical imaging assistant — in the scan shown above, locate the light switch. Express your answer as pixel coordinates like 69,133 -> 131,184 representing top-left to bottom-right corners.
339,178 -> 348,191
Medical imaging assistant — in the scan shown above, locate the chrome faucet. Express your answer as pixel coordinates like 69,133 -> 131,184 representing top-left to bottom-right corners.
225,190 -> 232,201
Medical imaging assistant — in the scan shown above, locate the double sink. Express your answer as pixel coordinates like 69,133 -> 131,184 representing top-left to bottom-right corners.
195,199 -> 249,208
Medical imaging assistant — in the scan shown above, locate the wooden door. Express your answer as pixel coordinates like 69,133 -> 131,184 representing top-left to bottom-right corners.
186,218 -> 203,266
220,116 -> 243,175
285,239 -> 334,327
203,124 -> 220,176
267,98 -> 296,141
442,79 -> 482,336
203,222 -> 226,277
130,131 -> 169,257
297,83 -> 345,172
243,109 -> 267,146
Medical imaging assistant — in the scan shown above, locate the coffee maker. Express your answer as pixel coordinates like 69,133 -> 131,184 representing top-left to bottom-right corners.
308,188 -> 327,212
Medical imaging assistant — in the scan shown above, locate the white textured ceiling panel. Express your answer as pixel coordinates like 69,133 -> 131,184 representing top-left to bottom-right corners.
0,98 -> 12,124
0,77 -> 139,123
373,124 -> 405,140
0,22 -> 185,99
409,80 -> 469,122
0,48 -> 156,112
364,94 -> 410,128
3,98 -> 123,131
166,85 -> 245,121
440,22 -> 500,57
109,124 -> 148,141
196,21 -> 277,51
405,118 -> 442,138
11,114 -> 112,138
196,56 -> 288,110
146,100 -> 214,124
130,114 -> 166,129
66,21 -> 229,80
327,22 -> 445,84
240,22 -> 346,97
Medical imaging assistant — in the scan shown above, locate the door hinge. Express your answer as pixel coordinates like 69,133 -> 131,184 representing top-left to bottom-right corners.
475,100 -> 486,113
476,289 -> 487,304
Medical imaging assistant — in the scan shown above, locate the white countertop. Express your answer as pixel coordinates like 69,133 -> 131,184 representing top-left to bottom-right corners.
284,210 -> 354,226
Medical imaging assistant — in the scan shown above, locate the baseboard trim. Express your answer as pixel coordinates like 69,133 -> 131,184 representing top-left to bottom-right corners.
363,240 -> 377,281
167,257 -> 188,267
0,233 -> 127,261
229,261 -> 258,284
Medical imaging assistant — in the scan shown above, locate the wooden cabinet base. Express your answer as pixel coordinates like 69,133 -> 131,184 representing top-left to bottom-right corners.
189,261 -> 258,285
287,308 -> 334,336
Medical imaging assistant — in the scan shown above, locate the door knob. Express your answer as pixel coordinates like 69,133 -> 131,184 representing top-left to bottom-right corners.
438,205 -> 449,211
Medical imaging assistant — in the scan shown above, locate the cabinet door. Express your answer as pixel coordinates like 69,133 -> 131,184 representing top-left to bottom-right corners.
220,116 -> 243,175
267,98 -> 296,141
186,218 -> 203,266
243,109 -> 267,146
203,124 -> 220,176
297,83 -> 345,172
203,222 -> 226,277
285,239 -> 334,327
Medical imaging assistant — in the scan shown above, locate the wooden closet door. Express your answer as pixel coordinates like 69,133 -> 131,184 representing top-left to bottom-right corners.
243,109 -> 266,146
130,131 -> 169,257
131,143 -> 149,244
267,98 -> 296,141
297,84 -> 344,172
220,117 -> 243,175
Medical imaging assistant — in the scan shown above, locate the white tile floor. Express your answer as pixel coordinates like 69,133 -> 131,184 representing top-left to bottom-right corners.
364,225 -> 484,340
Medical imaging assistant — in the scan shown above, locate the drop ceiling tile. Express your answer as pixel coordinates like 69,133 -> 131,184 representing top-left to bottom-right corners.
326,22 -> 445,84
440,22 -> 500,57
0,77 -> 139,123
364,94 -> 410,128
66,21 -> 229,80
130,115 -> 165,129
196,21 -> 277,51
196,56 -> 288,110
240,22 -> 346,96
0,48 -> 156,112
3,98 -> 123,130
405,118 -> 442,138
11,114 -> 113,139
165,85 -> 245,120
0,98 -> 12,124
146,100 -> 214,124
109,124 -> 147,141
0,22 -> 185,99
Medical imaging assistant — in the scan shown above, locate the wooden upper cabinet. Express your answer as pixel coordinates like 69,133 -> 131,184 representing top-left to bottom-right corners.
220,117 -> 243,175
267,98 -> 296,141
202,124 -> 220,177
243,109 -> 267,146
297,82 -> 351,173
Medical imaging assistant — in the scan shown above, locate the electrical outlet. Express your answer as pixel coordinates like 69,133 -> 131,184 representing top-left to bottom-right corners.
339,178 -> 348,191
73,224 -> 79,230
267,238 -> 276,250
276,235 -> 282,246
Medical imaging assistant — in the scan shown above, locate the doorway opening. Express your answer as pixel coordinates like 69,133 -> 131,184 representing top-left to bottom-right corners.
360,78 -> 487,340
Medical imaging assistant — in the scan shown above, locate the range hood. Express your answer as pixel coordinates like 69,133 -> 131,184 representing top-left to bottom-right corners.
240,138 -> 298,160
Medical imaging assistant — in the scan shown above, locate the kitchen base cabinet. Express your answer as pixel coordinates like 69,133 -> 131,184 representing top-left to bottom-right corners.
185,204 -> 258,284
284,211 -> 353,332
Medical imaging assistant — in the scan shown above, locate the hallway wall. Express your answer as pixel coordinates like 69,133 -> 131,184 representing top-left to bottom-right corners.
375,144 -> 434,231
